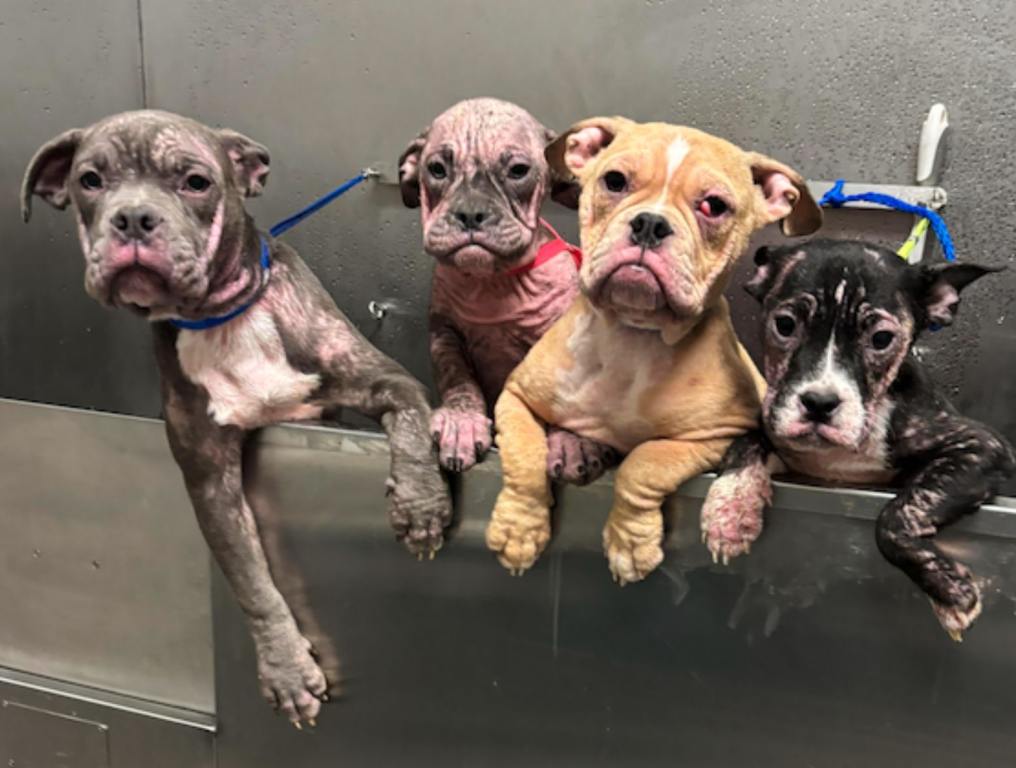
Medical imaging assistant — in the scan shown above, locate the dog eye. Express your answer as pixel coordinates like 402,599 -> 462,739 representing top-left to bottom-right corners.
79,171 -> 103,191
507,163 -> 530,180
427,161 -> 447,180
603,170 -> 627,193
698,195 -> 729,217
871,330 -> 895,350
184,174 -> 212,192
774,314 -> 797,337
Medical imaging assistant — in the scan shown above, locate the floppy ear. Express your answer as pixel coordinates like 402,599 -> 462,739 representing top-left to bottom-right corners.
747,152 -> 822,237
919,263 -> 1003,328
398,131 -> 428,209
545,116 -> 633,209
218,129 -> 270,197
744,245 -> 805,303
21,128 -> 84,222
744,246 -> 776,302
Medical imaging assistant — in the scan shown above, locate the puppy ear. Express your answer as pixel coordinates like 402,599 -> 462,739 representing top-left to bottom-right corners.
218,129 -> 270,198
744,246 -> 775,302
747,152 -> 822,237
919,263 -> 1003,327
542,125 -> 580,209
398,131 -> 428,209
545,116 -> 633,207
21,128 -> 83,222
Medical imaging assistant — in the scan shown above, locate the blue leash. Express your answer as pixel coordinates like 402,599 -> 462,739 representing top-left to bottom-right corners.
818,179 -> 956,262
170,171 -> 371,330
269,171 -> 370,238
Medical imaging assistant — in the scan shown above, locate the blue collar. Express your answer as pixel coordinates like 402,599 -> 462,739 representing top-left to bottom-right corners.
169,237 -> 271,331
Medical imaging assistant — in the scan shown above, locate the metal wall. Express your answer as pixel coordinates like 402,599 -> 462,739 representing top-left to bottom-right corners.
3,0 -> 1016,442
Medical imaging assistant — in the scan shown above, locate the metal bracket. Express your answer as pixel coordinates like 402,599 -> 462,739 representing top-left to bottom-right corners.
809,104 -> 950,264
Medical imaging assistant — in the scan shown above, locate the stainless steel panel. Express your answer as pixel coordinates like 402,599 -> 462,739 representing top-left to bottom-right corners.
0,669 -> 214,768
0,399 -> 214,714
0,0 -> 159,417
211,424 -> 1016,767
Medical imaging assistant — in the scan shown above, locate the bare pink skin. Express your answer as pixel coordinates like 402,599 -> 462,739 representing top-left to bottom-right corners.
402,98 -> 618,481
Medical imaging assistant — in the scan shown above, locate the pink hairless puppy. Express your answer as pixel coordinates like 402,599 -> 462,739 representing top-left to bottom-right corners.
400,98 -> 618,483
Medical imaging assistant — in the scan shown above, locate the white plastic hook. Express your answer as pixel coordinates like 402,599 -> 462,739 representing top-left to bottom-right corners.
917,104 -> 949,186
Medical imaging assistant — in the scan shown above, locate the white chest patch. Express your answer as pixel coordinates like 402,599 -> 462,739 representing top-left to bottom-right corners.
176,306 -> 323,430
554,314 -> 662,451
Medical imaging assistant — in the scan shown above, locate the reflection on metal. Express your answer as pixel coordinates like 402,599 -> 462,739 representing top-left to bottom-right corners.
4,400 -> 1016,765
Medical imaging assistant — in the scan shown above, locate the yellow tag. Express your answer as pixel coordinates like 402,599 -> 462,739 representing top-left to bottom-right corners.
897,218 -> 930,261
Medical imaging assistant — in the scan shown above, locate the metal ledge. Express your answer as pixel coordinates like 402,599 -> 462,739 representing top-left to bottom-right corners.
807,180 -> 947,210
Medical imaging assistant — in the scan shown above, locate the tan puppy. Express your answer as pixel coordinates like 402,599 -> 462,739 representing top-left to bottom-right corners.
485,117 -> 822,582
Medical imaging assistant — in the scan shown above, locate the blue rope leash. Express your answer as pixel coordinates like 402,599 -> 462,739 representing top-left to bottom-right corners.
818,179 -> 955,262
269,171 -> 370,238
170,171 -> 371,330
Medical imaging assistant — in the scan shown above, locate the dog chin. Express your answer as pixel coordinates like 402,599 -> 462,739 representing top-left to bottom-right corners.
773,420 -> 862,450
106,266 -> 172,311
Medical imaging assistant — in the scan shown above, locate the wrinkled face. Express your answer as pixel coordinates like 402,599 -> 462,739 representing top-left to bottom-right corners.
546,119 -> 820,339
22,110 -> 269,319
399,98 -> 553,275
758,246 -> 914,448
748,240 -> 995,451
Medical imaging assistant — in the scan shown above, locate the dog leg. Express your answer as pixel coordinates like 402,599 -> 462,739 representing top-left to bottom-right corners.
606,438 -> 728,584
164,408 -> 327,727
546,427 -> 621,485
486,389 -> 553,574
877,421 -> 1015,640
340,362 -> 453,558
430,315 -> 493,472
700,430 -> 773,564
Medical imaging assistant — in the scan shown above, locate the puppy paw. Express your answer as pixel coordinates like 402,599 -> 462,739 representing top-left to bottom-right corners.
928,568 -> 983,642
700,467 -> 771,565
254,623 -> 330,728
602,517 -> 664,585
387,467 -> 453,559
431,406 -> 493,473
546,428 -> 620,485
485,497 -> 552,575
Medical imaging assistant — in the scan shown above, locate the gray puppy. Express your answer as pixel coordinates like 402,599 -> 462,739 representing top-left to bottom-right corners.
22,110 -> 452,726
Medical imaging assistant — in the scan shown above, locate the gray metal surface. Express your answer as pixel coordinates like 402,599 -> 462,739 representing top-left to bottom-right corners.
0,0 -> 161,417
0,669 -> 214,768
210,423 -> 1016,767
0,399 -> 214,714
2,0 -> 1014,445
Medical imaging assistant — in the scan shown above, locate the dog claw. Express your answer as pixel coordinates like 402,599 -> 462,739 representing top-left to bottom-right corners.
948,628 -> 964,643
293,721 -> 302,731
722,553 -> 729,567
711,549 -> 719,565
308,718 -> 317,728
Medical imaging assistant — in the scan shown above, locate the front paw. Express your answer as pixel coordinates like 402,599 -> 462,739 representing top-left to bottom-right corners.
485,495 -> 551,575
254,622 -> 330,727
387,469 -> 453,559
603,515 -> 664,585
546,428 -> 620,485
928,565 -> 983,642
431,406 -> 493,472
700,468 -> 771,565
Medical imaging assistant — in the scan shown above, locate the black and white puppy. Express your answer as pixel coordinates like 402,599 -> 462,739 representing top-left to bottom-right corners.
700,239 -> 1014,639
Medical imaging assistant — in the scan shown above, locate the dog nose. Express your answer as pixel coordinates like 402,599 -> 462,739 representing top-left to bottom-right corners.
629,212 -> 673,248
453,207 -> 493,231
800,390 -> 842,422
111,205 -> 162,240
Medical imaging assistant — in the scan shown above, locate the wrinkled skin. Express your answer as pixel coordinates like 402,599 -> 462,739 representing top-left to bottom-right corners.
22,110 -> 452,726
485,116 -> 822,580
702,240 -> 1015,640
400,98 -> 618,483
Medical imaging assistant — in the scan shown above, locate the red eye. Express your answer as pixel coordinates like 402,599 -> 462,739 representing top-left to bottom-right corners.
698,195 -> 729,217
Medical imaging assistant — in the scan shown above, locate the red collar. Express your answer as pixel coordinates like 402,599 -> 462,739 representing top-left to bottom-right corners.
504,219 -> 582,277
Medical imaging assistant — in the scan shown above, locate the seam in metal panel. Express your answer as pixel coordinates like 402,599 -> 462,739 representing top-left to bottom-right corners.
135,0 -> 148,107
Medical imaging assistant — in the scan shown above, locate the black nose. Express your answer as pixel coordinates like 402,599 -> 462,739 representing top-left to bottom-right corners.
629,212 -> 673,248
111,205 -> 162,240
453,206 -> 493,231
800,390 -> 842,422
